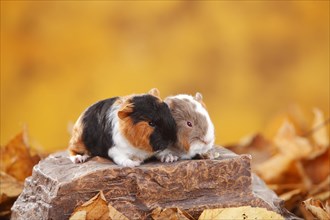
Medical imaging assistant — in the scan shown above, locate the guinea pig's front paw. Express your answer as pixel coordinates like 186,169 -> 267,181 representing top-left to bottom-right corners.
116,158 -> 141,167
70,154 -> 90,163
199,150 -> 220,160
160,154 -> 179,163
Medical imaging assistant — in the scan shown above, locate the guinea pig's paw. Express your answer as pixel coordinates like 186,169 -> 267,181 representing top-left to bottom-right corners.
199,151 -> 220,160
70,154 -> 90,163
118,159 -> 141,167
161,154 -> 179,163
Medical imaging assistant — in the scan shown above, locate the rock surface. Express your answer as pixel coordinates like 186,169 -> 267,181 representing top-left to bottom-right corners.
11,147 -> 295,219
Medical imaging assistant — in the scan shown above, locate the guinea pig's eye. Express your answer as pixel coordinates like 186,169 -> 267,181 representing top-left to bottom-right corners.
187,121 -> 193,127
148,121 -> 155,127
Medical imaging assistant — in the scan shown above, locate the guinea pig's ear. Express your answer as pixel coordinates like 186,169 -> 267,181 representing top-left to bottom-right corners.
118,103 -> 134,120
195,92 -> 207,108
148,88 -> 161,99
164,97 -> 173,109
195,92 -> 203,103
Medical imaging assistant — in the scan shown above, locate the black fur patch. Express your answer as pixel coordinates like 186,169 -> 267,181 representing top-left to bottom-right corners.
130,95 -> 177,151
81,97 -> 118,158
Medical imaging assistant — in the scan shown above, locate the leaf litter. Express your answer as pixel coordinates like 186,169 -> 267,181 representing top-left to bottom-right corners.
1,107 -> 329,219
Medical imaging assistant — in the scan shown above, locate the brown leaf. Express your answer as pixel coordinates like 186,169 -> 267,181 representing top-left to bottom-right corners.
309,176 -> 330,196
108,204 -> 129,220
70,191 -> 109,220
280,188 -> 306,212
268,183 -> 305,196
274,120 -> 313,159
326,200 -> 330,217
151,207 -> 195,220
312,109 -> 329,148
69,211 -> 87,220
0,128 -> 41,181
0,172 -> 24,218
0,172 -> 23,198
255,154 -> 293,183
228,134 -> 275,165
303,148 -> 330,184
302,198 -> 330,220
198,206 -> 284,220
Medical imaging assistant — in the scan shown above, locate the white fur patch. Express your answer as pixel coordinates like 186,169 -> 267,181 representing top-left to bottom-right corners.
156,148 -> 179,163
70,154 -> 90,163
107,104 -> 152,167
108,146 -> 142,167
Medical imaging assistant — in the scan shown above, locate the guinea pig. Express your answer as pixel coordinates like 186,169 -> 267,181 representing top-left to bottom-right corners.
68,88 -> 177,167
156,92 -> 215,162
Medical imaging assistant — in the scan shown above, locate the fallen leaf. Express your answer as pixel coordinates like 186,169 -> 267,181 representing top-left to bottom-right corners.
229,134 -> 275,165
0,172 -> 24,198
0,128 -> 41,181
326,200 -> 330,217
268,183 -> 305,196
69,191 -> 129,220
312,108 -> 329,148
70,211 -> 87,220
151,207 -> 195,220
303,148 -> 330,184
198,206 -> 284,220
108,204 -> 129,220
279,188 -> 306,211
274,120 -> 313,159
255,154 -> 293,183
0,172 -> 24,218
302,198 -> 330,220
309,176 -> 330,196
70,191 -> 109,220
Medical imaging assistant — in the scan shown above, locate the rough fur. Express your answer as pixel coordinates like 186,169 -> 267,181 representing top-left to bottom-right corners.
156,93 -> 215,162
68,89 -> 177,167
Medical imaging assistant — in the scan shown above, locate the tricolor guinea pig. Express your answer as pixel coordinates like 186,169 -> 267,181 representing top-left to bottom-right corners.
156,93 -> 215,162
68,88 -> 177,167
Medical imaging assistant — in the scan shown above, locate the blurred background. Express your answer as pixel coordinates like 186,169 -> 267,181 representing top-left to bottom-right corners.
1,1 -> 329,152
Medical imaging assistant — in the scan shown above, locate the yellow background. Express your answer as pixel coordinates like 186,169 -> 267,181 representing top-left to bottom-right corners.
1,1 -> 329,152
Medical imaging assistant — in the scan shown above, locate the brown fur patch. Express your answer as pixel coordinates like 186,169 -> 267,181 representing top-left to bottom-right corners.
68,114 -> 89,156
118,102 -> 134,120
119,116 -> 154,153
178,129 -> 190,152
168,98 -> 209,150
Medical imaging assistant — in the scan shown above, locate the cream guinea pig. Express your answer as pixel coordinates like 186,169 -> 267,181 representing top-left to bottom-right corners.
156,92 -> 215,162
68,88 -> 177,167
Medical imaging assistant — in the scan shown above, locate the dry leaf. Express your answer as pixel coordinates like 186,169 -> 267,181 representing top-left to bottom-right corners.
0,172 -> 24,199
302,198 -> 330,220
274,120 -> 312,159
198,206 -> 284,220
312,108 -> 329,148
280,188 -> 306,211
255,154 -> 292,183
326,200 -> 330,217
69,191 -> 129,220
70,211 -> 87,220
229,134 -> 275,165
0,128 -> 41,181
303,148 -> 330,184
151,207 -> 195,220
309,176 -> 330,198
70,191 -> 109,220
0,172 -> 24,218
108,204 -> 129,220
